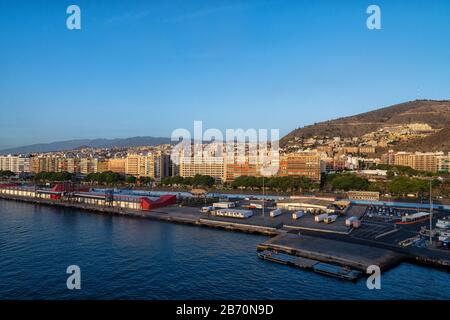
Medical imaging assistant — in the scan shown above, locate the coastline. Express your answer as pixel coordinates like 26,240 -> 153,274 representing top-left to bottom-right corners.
1,193 -> 449,277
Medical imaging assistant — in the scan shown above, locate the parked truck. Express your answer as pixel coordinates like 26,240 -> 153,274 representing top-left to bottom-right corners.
314,213 -> 328,223
200,206 -> 214,213
292,211 -> 304,220
213,202 -> 236,209
324,215 -> 338,224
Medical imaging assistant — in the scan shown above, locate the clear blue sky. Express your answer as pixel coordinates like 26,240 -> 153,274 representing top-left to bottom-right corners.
1,0 -> 450,149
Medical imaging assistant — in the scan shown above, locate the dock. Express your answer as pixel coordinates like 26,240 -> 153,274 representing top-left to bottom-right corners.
258,249 -> 361,280
257,233 -> 407,272
1,193 -> 449,278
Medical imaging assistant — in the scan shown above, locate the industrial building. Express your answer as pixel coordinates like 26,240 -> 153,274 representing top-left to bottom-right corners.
276,196 -> 342,214
0,183 -> 177,211
348,190 -> 380,201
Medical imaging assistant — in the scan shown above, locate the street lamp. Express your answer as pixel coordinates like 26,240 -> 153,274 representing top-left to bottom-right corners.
429,179 -> 433,246
262,175 -> 265,218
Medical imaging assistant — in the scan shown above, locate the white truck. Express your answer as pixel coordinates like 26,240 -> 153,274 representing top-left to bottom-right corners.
314,213 -> 328,223
213,202 -> 236,209
324,215 -> 338,224
200,206 -> 214,213
270,208 -> 282,217
292,211 -> 304,220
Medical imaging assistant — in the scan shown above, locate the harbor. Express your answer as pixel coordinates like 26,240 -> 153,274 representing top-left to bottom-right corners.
0,183 -> 449,281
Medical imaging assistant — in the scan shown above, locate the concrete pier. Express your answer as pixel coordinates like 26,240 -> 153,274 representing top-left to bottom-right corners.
1,193 -> 449,275
257,233 -> 407,272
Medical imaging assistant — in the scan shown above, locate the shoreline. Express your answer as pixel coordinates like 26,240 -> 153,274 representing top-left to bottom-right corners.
1,193 -> 449,277
0,193 -> 279,236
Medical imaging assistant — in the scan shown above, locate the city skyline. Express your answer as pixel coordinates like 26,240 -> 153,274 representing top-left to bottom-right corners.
2,0 -> 450,149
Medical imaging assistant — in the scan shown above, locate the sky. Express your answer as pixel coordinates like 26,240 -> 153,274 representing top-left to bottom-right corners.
1,0 -> 450,150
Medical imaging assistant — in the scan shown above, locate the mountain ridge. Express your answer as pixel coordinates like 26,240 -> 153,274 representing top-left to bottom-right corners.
281,99 -> 450,152
0,136 -> 172,155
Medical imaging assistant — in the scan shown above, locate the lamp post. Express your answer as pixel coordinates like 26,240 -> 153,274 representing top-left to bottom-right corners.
429,179 -> 433,246
262,175 -> 265,218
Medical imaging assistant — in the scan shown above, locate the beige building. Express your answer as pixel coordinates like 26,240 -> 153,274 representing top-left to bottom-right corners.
125,153 -> 172,179
392,151 -> 445,173
348,190 -> 380,201
0,155 -> 30,173
79,158 -> 98,174
107,158 -> 126,174
179,156 -> 225,181
279,152 -> 323,181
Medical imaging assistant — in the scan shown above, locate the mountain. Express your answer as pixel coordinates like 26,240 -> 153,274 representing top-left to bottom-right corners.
389,126 -> 450,153
0,136 -> 172,155
281,99 -> 450,151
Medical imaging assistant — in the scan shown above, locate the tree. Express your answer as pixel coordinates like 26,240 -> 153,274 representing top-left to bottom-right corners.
126,176 -> 137,184
0,170 -> 15,178
327,173 -> 369,191
138,176 -> 153,185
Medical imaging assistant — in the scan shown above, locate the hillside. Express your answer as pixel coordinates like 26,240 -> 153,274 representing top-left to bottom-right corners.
388,127 -> 450,153
282,99 -> 450,151
0,136 -> 172,155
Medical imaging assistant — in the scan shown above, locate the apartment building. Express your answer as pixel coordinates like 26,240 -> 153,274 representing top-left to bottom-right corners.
279,152 -> 323,181
79,158 -> 98,174
107,158 -> 126,174
0,155 -> 31,173
390,151 -> 445,173
223,144 -> 279,181
179,156 -> 225,181
125,153 -> 172,179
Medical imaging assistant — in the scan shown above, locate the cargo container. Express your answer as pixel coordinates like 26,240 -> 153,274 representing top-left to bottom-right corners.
324,215 -> 338,224
292,211 -> 304,220
270,208 -> 282,217
345,216 -> 358,226
249,200 -> 275,209
314,213 -> 328,223
352,220 -> 362,228
213,202 -> 236,209
213,209 -> 253,219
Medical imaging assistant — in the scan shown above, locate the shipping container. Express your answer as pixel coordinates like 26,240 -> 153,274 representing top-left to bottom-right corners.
292,211 -> 304,220
314,213 -> 328,222
324,215 -> 338,224
270,208 -> 282,217
214,209 -> 253,219
200,206 -> 214,213
213,202 -> 236,209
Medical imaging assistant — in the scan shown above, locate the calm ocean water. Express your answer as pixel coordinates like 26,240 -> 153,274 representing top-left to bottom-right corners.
0,199 -> 449,300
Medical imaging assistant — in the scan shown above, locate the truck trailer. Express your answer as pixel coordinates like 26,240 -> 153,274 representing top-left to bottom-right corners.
270,208 -> 282,218
314,213 -> 328,223
324,215 -> 338,224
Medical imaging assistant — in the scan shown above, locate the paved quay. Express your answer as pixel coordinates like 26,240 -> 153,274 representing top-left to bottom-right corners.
257,233 -> 406,272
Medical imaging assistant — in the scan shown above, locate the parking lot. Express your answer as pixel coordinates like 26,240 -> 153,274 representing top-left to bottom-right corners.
363,205 -> 423,223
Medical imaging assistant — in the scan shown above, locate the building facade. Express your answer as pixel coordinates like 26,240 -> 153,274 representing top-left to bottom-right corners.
279,152 -> 323,181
